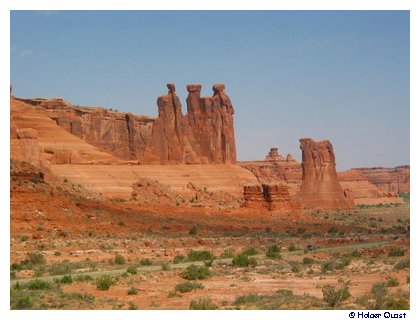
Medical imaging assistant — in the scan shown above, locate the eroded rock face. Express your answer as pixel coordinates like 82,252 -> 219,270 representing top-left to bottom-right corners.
298,138 -> 354,209
265,148 -> 283,161
243,183 -> 300,212
353,166 -> 410,194
141,83 -> 237,164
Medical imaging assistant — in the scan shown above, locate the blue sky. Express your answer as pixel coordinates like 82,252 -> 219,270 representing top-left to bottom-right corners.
10,11 -> 409,170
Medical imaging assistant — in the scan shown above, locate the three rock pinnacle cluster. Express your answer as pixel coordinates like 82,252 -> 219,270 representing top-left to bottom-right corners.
141,83 -> 236,164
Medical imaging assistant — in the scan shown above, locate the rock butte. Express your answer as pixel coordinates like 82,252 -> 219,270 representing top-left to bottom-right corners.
239,147 -> 407,206
10,84 -> 409,210
297,138 -> 354,209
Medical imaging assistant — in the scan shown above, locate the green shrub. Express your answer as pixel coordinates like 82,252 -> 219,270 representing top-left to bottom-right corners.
386,277 -> 400,287
327,227 -> 338,234
175,281 -> 204,293
127,287 -> 138,295
321,260 -> 335,273
303,257 -> 315,265
61,275 -> 73,284
371,282 -> 388,307
182,265 -> 212,280
48,259 -> 87,275
190,297 -> 217,310
128,301 -> 138,310
173,255 -> 185,264
187,250 -> 214,261
161,263 -> 170,270
266,245 -> 281,259
322,283 -> 351,307
220,248 -> 234,258
139,258 -> 152,266
386,298 -> 409,310
27,252 -> 46,266
232,253 -> 257,268
388,247 -> 405,257
288,244 -> 298,252
14,295 -> 33,309
189,225 -> 198,235
242,247 -> 258,256
394,258 -> 410,270
114,254 -> 126,265
96,275 -> 113,290
28,279 -> 51,290
127,266 -> 137,275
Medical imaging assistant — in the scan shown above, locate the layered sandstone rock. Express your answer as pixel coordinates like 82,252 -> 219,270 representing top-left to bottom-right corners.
141,83 -> 236,164
239,155 -> 302,195
243,183 -> 300,212
265,148 -> 284,161
338,169 -> 402,205
354,166 -> 410,194
11,97 -> 122,165
298,138 -> 354,209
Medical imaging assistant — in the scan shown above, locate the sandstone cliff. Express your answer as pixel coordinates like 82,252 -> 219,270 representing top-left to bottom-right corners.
297,138 -> 354,209
141,83 -> 236,164
353,166 -> 410,194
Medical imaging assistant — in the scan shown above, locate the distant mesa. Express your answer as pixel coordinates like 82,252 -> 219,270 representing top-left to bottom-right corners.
265,147 -> 284,161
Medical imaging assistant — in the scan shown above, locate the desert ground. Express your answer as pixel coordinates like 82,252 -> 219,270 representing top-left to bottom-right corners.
10,160 -> 409,310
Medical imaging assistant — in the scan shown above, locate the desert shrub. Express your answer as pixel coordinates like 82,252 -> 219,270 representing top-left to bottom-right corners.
242,247 -> 258,256
48,259 -> 82,275
190,297 -> 217,310
28,279 -> 51,290
96,275 -> 113,290
394,258 -> 410,270
288,244 -> 298,252
161,262 -> 170,270
139,258 -> 153,266
303,257 -> 315,265
386,277 -> 400,287
175,281 -> 204,293
322,283 -> 351,307
127,266 -> 137,275
189,225 -> 198,235
114,254 -> 126,265
388,247 -> 405,257
117,220 -> 125,226
327,227 -> 338,234
61,275 -> 73,284
266,245 -> 281,259
220,248 -> 234,258
128,301 -> 138,310
173,255 -> 185,264
321,260 -> 335,273
127,287 -> 138,295
350,250 -> 362,257
289,263 -> 300,273
14,295 -> 33,309
74,275 -> 93,282
386,298 -> 409,310
27,252 -> 46,267
371,282 -> 388,308
182,265 -> 211,280
232,253 -> 257,268
187,250 -> 214,261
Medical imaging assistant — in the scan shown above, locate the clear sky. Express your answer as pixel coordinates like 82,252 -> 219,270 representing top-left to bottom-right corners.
10,10 -> 409,170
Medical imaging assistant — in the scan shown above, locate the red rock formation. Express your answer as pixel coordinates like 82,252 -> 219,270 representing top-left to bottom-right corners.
239,156 -> 302,195
243,185 -> 265,209
243,183 -> 300,212
265,148 -> 284,161
353,166 -> 410,194
298,138 -> 354,209
141,83 -> 237,164
338,169 -> 403,205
